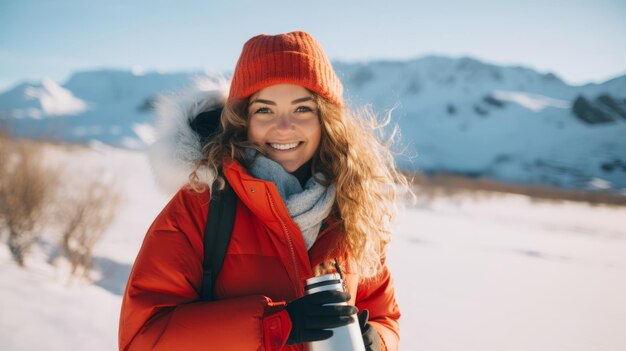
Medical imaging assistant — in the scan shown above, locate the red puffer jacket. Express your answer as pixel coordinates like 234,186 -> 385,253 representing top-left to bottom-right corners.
118,157 -> 401,350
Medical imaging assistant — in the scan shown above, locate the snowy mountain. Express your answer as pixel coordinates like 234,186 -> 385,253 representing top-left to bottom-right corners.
1,56 -> 625,192
0,69 -> 198,148
333,57 -> 626,192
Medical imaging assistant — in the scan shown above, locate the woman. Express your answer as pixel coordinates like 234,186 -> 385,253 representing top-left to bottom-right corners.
119,31 -> 409,351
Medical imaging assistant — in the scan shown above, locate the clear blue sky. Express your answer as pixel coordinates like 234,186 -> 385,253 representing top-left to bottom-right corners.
1,0 -> 625,92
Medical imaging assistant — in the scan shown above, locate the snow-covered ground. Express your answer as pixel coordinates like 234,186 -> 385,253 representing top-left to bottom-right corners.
1,146 -> 625,351
390,194 -> 626,350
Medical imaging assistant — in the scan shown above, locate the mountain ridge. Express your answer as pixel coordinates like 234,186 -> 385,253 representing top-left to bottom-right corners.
1,55 -> 624,193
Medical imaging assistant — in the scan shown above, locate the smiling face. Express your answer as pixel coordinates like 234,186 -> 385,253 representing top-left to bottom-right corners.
246,84 -> 322,173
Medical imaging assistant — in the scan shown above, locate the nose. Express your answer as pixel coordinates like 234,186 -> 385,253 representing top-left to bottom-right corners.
275,112 -> 293,132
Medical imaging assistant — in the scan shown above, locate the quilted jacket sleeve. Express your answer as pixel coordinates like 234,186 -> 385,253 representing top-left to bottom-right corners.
118,187 -> 290,351
354,261 -> 401,351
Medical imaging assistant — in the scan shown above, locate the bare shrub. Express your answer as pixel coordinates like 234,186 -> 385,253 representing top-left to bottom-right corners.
1,130 -> 122,280
0,131 -> 8,239
53,174 -> 121,282
0,133 -> 59,266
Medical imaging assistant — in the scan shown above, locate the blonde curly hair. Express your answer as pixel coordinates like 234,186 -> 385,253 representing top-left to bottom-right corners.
190,91 -> 412,281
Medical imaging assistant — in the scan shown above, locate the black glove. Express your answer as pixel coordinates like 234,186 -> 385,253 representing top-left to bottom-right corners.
358,309 -> 382,351
285,290 -> 358,345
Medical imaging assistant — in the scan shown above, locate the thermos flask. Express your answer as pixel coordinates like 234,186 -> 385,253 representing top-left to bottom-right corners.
304,273 -> 365,351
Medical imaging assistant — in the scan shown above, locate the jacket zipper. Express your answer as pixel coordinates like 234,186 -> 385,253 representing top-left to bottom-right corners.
265,187 -> 302,296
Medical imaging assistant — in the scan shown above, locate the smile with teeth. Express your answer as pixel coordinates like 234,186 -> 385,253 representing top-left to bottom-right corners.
268,142 -> 301,150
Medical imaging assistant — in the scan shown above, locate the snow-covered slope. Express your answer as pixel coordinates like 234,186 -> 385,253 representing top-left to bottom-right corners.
1,57 -> 625,192
333,56 -> 626,192
0,69 -> 202,148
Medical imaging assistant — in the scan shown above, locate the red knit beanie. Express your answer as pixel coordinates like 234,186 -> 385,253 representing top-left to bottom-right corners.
228,31 -> 344,107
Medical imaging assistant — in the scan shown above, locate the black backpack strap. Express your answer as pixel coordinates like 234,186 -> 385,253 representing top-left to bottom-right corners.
200,179 -> 238,301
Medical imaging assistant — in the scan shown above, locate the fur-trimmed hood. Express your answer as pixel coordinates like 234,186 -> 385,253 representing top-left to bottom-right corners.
148,77 -> 230,194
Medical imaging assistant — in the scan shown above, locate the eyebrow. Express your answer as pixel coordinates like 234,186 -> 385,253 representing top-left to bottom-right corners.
249,96 -> 313,106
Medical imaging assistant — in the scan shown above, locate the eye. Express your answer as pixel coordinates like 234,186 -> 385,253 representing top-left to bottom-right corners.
253,107 -> 271,114
295,106 -> 313,113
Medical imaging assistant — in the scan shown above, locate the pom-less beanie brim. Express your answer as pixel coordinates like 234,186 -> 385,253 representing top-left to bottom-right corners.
228,31 -> 344,107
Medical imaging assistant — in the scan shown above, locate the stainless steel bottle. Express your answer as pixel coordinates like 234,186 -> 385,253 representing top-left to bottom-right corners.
304,273 -> 365,351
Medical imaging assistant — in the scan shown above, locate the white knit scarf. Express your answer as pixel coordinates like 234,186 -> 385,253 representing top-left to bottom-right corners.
243,148 -> 336,250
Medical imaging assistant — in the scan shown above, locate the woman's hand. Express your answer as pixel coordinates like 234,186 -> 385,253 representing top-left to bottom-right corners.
358,309 -> 382,351
285,290 -> 357,345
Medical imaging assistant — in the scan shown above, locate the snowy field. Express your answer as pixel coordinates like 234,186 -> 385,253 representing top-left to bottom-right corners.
1,146 -> 625,351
